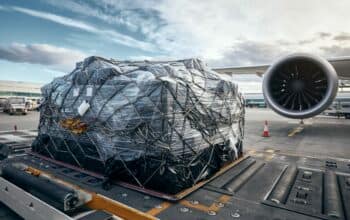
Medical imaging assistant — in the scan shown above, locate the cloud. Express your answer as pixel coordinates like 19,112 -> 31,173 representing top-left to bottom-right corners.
318,32 -> 332,39
320,45 -> 350,57
12,6 -> 97,32
151,0 -> 350,60
207,41 -> 288,67
0,43 -> 86,71
55,0 -> 350,63
14,1 -> 350,67
333,33 -> 350,41
208,35 -> 350,68
297,32 -> 332,45
42,0 -> 161,35
10,6 -> 155,52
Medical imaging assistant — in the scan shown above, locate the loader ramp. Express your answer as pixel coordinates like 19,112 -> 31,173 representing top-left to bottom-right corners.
0,132 -> 350,220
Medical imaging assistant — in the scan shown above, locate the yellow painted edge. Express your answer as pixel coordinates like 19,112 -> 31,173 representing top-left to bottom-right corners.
146,202 -> 172,216
25,167 -> 157,220
174,155 -> 248,199
288,125 -> 304,137
208,195 -> 231,212
179,200 -> 210,212
87,193 -> 158,220
179,194 -> 232,213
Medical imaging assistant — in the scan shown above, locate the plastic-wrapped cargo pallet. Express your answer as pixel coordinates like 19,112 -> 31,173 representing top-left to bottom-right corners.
32,56 -> 245,194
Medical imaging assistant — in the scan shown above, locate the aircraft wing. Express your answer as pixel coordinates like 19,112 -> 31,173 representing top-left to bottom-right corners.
213,56 -> 350,79
213,65 -> 269,77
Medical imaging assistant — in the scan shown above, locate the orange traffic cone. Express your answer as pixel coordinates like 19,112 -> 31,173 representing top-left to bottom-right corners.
262,120 -> 270,137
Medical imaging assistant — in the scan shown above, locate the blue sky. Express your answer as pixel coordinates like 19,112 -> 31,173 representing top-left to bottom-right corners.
1,0 -> 350,87
0,0 -> 163,83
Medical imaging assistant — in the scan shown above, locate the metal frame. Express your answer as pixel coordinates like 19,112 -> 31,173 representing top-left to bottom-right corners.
0,177 -> 74,220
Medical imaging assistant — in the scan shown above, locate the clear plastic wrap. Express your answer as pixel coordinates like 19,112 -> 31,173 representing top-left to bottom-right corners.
32,56 -> 245,194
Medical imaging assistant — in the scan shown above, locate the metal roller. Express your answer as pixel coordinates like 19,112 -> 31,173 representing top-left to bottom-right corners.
1,164 -> 79,211
269,165 -> 297,204
224,162 -> 265,192
324,171 -> 344,218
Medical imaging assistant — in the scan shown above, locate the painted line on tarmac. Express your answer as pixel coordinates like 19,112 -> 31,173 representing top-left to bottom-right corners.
0,134 -> 28,142
288,125 -> 304,137
248,148 -> 350,163
0,130 -> 38,134
287,118 -> 314,137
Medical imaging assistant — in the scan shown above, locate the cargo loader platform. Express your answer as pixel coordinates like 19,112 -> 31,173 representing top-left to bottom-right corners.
0,132 -> 350,220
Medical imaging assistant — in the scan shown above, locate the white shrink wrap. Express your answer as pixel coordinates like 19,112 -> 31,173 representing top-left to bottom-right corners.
32,56 -> 245,194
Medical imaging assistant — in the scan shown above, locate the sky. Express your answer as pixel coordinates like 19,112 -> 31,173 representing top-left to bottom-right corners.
1,0 -> 350,92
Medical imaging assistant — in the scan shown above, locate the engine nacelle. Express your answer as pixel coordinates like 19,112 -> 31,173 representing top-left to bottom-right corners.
263,53 -> 338,119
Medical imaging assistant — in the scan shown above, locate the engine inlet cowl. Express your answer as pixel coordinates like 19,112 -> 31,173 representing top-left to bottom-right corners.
263,53 -> 338,119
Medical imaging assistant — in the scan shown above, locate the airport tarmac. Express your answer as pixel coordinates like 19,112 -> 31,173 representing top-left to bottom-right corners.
244,108 -> 350,159
0,111 -> 39,131
0,108 -> 349,158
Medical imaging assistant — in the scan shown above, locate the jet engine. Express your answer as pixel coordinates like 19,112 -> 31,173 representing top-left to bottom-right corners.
263,53 -> 338,119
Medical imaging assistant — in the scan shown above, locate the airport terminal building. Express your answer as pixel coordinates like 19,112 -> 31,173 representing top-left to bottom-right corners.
0,80 -> 42,99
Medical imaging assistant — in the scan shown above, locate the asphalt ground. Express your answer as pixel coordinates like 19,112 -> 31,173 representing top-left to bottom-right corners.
244,108 -> 350,159
0,111 -> 40,131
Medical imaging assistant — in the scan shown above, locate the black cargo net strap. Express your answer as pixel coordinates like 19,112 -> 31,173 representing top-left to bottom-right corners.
32,57 -> 245,194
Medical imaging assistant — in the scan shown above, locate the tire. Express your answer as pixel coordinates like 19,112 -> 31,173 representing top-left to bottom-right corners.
345,114 -> 350,119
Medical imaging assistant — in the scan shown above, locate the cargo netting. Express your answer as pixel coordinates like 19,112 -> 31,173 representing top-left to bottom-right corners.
32,57 -> 245,194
